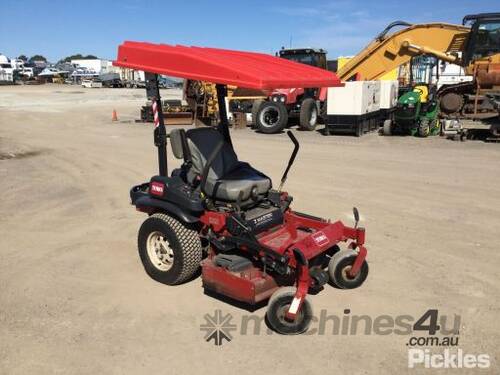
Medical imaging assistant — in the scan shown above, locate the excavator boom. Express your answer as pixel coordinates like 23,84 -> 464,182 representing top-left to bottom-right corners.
337,22 -> 470,81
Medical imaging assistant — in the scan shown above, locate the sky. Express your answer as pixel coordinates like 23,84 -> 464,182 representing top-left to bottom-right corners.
0,0 -> 497,62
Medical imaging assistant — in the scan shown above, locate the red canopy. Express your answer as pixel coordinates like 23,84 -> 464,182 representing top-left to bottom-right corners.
113,41 -> 341,90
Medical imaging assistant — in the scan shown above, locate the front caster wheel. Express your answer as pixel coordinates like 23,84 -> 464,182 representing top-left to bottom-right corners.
328,249 -> 369,289
266,287 -> 313,335
138,213 -> 202,285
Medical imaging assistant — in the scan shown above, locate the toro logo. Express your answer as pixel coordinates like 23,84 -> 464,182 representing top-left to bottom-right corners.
312,231 -> 329,247
150,181 -> 164,196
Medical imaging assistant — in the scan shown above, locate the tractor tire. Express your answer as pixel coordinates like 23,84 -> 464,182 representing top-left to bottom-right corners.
255,101 -> 288,134
298,98 -> 318,131
430,118 -> 441,136
328,249 -> 369,289
418,118 -> 431,138
383,119 -> 393,136
266,287 -> 313,335
251,99 -> 265,128
138,213 -> 202,285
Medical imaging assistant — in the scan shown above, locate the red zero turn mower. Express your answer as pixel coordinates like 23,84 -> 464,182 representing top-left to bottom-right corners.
114,42 -> 369,334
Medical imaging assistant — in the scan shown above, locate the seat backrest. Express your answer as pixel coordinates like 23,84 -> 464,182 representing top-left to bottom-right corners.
169,129 -> 185,159
185,128 -> 239,183
413,85 -> 429,103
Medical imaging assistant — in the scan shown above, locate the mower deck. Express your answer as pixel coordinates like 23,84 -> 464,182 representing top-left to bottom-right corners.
199,209 -> 367,306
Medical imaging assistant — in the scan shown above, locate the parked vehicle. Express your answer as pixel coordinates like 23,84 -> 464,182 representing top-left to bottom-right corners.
19,67 -> 34,79
383,56 -> 440,137
336,13 -> 500,138
254,48 -> 328,133
384,84 -> 440,137
100,72 -> 123,88
82,79 -> 103,88
0,54 -> 16,84
114,41 -> 368,335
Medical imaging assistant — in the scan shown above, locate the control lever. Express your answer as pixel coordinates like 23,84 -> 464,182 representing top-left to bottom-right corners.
235,190 -> 244,215
278,131 -> 300,192
353,207 -> 360,228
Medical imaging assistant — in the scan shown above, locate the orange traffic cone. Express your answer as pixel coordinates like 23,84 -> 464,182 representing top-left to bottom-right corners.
112,109 -> 118,121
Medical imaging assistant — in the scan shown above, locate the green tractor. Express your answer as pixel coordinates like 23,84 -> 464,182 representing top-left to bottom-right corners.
383,84 -> 440,137
383,55 -> 442,137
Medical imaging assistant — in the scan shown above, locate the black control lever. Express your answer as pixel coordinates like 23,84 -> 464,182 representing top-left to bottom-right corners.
278,131 -> 300,192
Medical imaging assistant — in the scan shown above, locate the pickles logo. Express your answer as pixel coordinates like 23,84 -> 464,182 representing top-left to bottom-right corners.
408,349 -> 490,369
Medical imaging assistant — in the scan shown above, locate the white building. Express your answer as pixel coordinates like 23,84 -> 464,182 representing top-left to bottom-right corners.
70,59 -> 115,74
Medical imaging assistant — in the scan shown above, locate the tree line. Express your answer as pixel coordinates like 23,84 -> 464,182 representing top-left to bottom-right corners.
16,54 -> 98,64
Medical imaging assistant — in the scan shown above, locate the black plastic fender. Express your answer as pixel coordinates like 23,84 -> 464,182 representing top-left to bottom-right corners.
134,195 -> 200,224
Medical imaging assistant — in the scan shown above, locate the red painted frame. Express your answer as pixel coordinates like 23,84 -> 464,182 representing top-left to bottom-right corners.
199,206 -> 368,318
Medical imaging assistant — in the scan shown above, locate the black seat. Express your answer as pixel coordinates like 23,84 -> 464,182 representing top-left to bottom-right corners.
170,128 -> 271,202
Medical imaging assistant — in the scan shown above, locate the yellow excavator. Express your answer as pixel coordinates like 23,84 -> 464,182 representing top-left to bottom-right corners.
337,13 -> 500,137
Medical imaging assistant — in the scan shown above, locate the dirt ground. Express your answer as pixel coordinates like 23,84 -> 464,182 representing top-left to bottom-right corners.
1,84 -> 499,374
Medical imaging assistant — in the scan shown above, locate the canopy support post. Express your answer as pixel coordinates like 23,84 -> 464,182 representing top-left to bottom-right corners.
145,73 -> 168,177
216,84 -> 233,148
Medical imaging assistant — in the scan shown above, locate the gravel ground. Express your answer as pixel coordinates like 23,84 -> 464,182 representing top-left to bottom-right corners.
1,84 -> 499,374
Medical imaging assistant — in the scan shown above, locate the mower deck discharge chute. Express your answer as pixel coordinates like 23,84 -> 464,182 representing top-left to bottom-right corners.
114,42 -> 369,334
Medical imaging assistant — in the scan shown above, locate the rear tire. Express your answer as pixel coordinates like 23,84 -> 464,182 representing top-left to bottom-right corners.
251,99 -> 265,128
138,213 -> 202,285
299,98 -> 318,131
266,287 -> 313,335
256,101 -> 288,134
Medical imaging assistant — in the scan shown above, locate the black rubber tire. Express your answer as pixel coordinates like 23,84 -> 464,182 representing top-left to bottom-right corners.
418,118 -> 431,138
138,213 -> 202,285
355,123 -> 363,137
266,287 -> 313,335
256,101 -> 288,134
383,119 -> 392,136
251,99 -> 265,127
328,249 -> 369,289
299,98 -> 318,131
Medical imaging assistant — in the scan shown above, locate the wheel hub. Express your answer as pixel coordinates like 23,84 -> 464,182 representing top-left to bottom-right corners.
276,303 -> 303,325
146,231 -> 174,271
342,265 -> 358,281
260,107 -> 280,127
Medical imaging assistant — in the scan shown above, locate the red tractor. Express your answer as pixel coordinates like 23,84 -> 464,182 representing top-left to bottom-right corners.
115,42 -> 368,334
253,48 -> 330,134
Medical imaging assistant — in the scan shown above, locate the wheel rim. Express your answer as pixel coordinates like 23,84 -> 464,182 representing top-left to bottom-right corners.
259,107 -> 280,127
276,303 -> 304,326
146,231 -> 174,271
341,265 -> 360,282
309,107 -> 317,126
